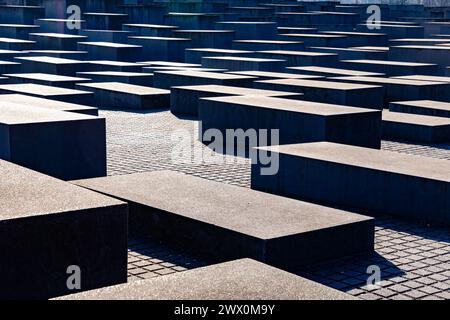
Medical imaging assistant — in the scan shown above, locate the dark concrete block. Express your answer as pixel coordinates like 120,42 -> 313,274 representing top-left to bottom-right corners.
198,95 -> 381,150
389,100 -> 450,118
255,79 -> 384,110
251,142 -> 450,225
78,41 -> 143,62
0,94 -> 98,116
0,103 -> 106,180
29,32 -> 87,51
0,159 -> 127,299
185,48 -> 254,64
0,83 -> 94,105
331,76 -> 450,107
201,56 -> 287,72
256,50 -> 338,67
382,110 -> 450,143
3,72 -> 91,89
128,36 -> 191,62
77,71 -> 154,86
15,56 -> 91,76
153,70 -> 256,89
287,66 -> 384,77
56,259 -> 356,300
72,171 -> 374,271
340,59 -> 439,76
216,21 -> 277,40
76,82 -> 170,110
170,84 -> 303,116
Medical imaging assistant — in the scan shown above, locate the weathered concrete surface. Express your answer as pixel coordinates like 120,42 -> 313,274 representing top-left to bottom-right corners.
0,94 -> 98,116
0,159 -> 127,300
171,84 -> 303,116
76,82 -> 170,110
73,170 -> 374,270
153,70 -> 256,89
255,78 -> 384,109
389,100 -> 450,118
198,95 -> 381,149
56,259 -> 357,300
0,103 -> 106,180
382,110 -> 450,143
252,142 -> 450,225
0,83 -> 94,105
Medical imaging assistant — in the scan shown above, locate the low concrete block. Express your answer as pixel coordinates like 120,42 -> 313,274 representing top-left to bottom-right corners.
56,259 -> 356,300
382,110 -> 450,143
78,42 -> 143,62
77,71 -> 154,86
170,84 -> 303,116
0,94 -> 98,116
15,56 -> 91,76
0,83 -> 94,105
389,100 -> 450,118
251,142 -> 450,225
232,39 -> 304,51
185,48 -> 254,64
256,50 -> 338,67
3,72 -> 91,89
72,171 -> 374,270
129,36 -> 191,62
198,95 -> 381,149
0,159 -> 127,300
331,76 -> 450,107
255,79 -> 384,110
0,103 -> 106,180
153,70 -> 256,89
216,21 -> 277,40
201,56 -> 287,72
340,59 -> 439,76
76,82 -> 170,110
287,66 -> 384,77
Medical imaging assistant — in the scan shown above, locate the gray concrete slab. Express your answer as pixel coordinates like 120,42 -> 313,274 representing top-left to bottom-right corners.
389,100 -> 450,118
0,102 -> 106,180
330,76 -> 450,106
78,41 -> 143,62
254,78 -> 384,110
3,72 -> 91,89
199,95 -> 381,149
256,50 -> 338,67
170,84 -> 303,116
56,259 -> 357,300
185,48 -> 254,64
0,94 -> 97,116
201,56 -> 287,72
226,70 -> 322,81
153,70 -> 256,89
15,56 -> 91,76
382,110 -> 450,143
72,170 -> 373,270
76,82 -> 170,110
252,142 -> 450,225
340,59 -> 439,76
77,71 -> 154,86
287,66 -> 384,77
0,83 -> 94,105
0,159 -> 127,299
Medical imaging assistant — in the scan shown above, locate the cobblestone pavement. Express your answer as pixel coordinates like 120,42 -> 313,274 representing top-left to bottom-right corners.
103,109 -> 450,300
